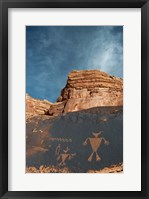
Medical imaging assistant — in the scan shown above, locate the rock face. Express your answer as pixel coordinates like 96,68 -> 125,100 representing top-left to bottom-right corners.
26,94 -> 52,119
26,106 -> 123,172
26,70 -> 123,173
49,70 -> 123,116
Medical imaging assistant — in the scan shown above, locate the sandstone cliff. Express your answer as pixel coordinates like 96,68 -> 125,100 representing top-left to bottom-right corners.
49,70 -> 123,116
26,93 -> 52,119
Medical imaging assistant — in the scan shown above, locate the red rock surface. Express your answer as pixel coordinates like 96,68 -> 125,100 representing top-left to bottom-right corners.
26,70 -> 123,173
26,70 -> 123,117
49,70 -> 123,116
87,163 -> 123,173
26,163 -> 123,173
26,94 -> 52,119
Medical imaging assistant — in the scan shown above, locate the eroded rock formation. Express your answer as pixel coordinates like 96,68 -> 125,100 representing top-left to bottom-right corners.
49,70 -> 123,116
26,93 -> 52,119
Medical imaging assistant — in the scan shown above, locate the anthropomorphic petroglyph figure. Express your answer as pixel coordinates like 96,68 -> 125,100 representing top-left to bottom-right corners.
57,147 -> 76,166
83,131 -> 109,162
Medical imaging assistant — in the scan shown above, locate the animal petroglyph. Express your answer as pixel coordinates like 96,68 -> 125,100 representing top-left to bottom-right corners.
83,131 -> 109,162
57,147 -> 76,166
31,123 -> 51,134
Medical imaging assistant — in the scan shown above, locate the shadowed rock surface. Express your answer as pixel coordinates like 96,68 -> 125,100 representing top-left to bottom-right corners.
26,106 -> 123,173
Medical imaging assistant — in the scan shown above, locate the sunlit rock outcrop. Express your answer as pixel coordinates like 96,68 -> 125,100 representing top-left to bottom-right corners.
49,70 -> 123,116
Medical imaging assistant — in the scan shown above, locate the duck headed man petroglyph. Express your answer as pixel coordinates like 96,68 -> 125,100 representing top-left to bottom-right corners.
83,131 -> 109,162
57,147 -> 76,166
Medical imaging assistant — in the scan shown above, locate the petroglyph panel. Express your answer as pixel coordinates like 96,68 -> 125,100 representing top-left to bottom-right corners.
26,106 -> 123,173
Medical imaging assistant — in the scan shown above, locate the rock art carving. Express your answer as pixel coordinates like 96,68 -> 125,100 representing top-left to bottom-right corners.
49,137 -> 72,142
32,128 -> 38,133
83,131 -> 109,162
57,147 -> 76,166
55,144 -> 61,156
32,146 -> 48,153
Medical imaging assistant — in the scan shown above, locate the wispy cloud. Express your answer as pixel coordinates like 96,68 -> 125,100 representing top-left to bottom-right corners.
26,26 -> 123,102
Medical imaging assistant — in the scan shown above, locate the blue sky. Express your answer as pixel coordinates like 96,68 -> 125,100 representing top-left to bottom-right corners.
26,26 -> 123,102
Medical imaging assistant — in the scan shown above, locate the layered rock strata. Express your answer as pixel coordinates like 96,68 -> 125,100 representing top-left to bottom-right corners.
49,70 -> 123,116
26,93 -> 52,119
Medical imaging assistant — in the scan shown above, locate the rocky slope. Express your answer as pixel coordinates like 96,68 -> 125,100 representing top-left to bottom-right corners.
26,163 -> 123,173
26,93 -> 52,119
49,70 -> 123,116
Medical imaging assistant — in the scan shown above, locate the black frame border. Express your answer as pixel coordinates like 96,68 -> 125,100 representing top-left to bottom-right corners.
0,0 -> 149,198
